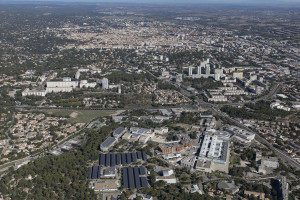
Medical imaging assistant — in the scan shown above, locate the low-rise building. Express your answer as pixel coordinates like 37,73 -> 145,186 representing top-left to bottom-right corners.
92,180 -> 118,192
225,126 -> 255,143
156,175 -> 177,184
180,156 -> 196,169
100,137 -> 117,152
113,127 -> 127,138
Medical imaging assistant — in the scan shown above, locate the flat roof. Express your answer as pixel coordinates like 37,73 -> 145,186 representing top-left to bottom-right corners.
94,181 -> 117,190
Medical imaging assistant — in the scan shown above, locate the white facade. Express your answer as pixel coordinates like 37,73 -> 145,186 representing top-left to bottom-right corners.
46,87 -> 73,93
47,81 -> 78,88
188,66 -> 193,76
79,80 -> 97,88
156,177 -> 177,184
101,78 -> 109,89
22,88 -> 47,97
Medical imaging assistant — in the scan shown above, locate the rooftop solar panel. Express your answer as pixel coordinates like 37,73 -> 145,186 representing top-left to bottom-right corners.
97,166 -> 101,179
139,166 -> 146,175
131,153 -> 137,163
136,151 -> 142,159
106,153 -> 111,167
127,167 -> 135,189
122,167 -> 128,188
126,153 -> 132,164
92,165 -> 98,179
111,154 -> 116,167
121,153 -> 126,165
88,167 -> 92,179
134,167 -> 141,189
142,152 -> 147,161
100,154 -> 105,166
116,154 -> 121,165
140,177 -> 148,187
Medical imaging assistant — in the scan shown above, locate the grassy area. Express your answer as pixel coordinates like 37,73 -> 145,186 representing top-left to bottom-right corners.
39,109 -> 124,123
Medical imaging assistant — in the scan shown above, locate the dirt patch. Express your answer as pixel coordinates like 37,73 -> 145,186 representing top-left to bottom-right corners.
70,112 -> 78,118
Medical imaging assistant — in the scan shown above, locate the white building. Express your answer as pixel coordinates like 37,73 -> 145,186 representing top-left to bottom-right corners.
225,126 -> 255,143
197,130 -> 230,173
22,88 -> 47,97
155,176 -> 177,184
101,78 -> 109,89
75,71 -> 80,79
46,78 -> 78,93
188,66 -> 193,76
79,80 -> 97,88
180,156 -> 196,169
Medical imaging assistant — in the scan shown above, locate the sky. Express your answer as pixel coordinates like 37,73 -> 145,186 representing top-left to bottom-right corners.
1,0 -> 300,5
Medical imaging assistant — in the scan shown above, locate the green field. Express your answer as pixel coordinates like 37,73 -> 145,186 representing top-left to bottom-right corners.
40,109 -> 124,123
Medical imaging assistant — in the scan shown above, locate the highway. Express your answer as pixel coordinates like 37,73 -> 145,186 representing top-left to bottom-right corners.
12,105 -> 197,111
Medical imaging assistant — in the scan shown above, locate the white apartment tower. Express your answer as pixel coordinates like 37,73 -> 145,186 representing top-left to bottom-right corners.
197,66 -> 201,75
206,64 -> 210,75
102,78 -> 109,89
188,66 -> 193,76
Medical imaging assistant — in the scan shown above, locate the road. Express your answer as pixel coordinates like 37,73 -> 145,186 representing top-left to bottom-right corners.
12,105 -> 196,111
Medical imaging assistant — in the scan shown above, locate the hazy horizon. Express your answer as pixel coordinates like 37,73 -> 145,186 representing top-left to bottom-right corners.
1,0 -> 300,6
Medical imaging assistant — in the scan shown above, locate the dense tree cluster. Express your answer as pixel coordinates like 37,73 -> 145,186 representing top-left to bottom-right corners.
221,101 -> 290,120
0,124 -> 118,200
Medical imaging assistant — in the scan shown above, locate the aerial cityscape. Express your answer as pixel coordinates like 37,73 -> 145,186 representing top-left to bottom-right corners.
0,1 -> 299,200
